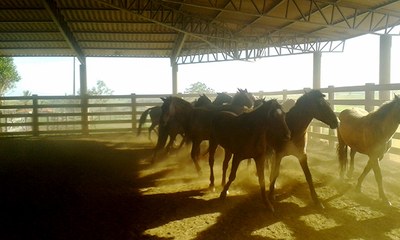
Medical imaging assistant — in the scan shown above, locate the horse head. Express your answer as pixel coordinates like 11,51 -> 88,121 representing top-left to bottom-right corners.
263,99 -> 291,141
254,97 -> 265,108
213,92 -> 232,106
232,88 -> 255,109
194,94 -> 212,107
297,90 -> 338,129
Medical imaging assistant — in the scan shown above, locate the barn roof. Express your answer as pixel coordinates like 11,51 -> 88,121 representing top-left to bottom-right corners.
1,0 -> 400,64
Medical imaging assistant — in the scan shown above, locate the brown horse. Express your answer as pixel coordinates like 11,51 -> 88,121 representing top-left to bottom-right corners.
154,89 -> 255,171
213,92 -> 233,106
137,106 -> 161,139
208,99 -> 291,212
267,90 -> 338,209
337,95 -> 400,205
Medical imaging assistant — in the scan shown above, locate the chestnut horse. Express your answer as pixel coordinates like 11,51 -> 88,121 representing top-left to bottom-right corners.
208,99 -> 291,211
337,95 -> 400,205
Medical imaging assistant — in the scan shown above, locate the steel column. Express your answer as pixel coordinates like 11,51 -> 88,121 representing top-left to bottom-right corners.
379,34 -> 392,101
172,62 -> 178,95
313,51 -> 321,89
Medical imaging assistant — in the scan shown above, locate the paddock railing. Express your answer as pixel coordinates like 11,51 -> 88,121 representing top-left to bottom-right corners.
1,83 -> 400,154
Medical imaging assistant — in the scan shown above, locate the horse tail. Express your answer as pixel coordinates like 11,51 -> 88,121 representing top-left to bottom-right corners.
137,107 -> 152,136
337,129 -> 348,179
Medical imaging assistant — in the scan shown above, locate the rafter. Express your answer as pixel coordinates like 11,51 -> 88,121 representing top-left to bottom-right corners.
40,0 -> 85,64
177,39 -> 345,64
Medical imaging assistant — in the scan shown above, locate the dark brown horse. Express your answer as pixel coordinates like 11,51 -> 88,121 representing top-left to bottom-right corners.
208,99 -> 291,211
267,90 -> 338,209
213,92 -> 233,106
137,106 -> 161,139
154,89 -> 255,171
337,95 -> 400,205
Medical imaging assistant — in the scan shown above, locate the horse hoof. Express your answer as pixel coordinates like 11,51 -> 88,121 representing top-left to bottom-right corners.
265,201 -> 275,213
383,199 -> 392,206
315,201 -> 325,210
209,185 -> 216,192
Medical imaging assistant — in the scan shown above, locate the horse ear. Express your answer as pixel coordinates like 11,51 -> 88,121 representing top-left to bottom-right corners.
394,94 -> 399,100
160,97 -> 166,102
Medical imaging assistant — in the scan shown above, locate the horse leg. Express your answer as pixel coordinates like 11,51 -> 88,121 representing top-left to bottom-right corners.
255,156 -> 274,212
221,150 -> 232,186
220,155 -> 240,200
148,123 -> 156,140
299,154 -> 324,209
355,159 -> 373,193
208,140 -> 218,190
337,131 -> 348,179
165,133 -> 176,153
347,148 -> 356,179
268,154 -> 282,201
190,140 -> 202,175
370,158 -> 391,205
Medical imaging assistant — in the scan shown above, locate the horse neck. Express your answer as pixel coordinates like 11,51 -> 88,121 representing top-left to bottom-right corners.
370,103 -> 400,140
286,104 -> 313,136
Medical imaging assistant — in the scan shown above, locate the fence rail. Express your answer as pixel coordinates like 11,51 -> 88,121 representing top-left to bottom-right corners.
1,83 -> 400,154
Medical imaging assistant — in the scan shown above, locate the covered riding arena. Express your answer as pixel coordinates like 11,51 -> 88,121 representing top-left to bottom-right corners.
1,1 -> 400,239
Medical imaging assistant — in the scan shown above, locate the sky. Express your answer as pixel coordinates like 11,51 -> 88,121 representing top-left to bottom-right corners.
8,33 -> 400,96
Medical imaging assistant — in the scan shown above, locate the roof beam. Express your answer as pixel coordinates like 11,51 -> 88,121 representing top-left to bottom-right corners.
93,0 -> 238,59
170,32 -> 187,64
163,0 -> 400,36
40,0 -> 86,64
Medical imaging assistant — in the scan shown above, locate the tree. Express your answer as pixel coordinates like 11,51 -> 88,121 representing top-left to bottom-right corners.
86,80 -> 114,95
184,81 -> 215,94
0,57 -> 21,96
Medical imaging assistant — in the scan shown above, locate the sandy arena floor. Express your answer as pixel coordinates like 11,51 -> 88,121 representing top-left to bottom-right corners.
1,134 -> 399,239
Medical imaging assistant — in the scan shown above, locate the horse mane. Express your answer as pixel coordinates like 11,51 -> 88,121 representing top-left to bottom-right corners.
231,88 -> 255,107
295,90 -> 325,106
368,96 -> 400,120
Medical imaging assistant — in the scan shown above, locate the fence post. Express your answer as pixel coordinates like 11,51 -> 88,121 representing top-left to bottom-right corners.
131,93 -> 137,132
81,95 -> 89,135
282,89 -> 287,101
365,83 -> 375,112
327,85 -> 335,148
32,94 -> 39,137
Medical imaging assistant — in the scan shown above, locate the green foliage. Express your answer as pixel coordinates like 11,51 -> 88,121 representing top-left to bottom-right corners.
87,80 -> 114,95
0,57 -> 21,96
184,81 -> 215,94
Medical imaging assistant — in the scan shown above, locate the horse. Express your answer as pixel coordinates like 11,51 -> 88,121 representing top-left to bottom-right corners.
254,97 -> 295,112
207,99 -> 291,212
265,90 -> 338,209
137,106 -> 161,140
213,92 -> 233,106
154,89 -> 255,171
193,94 -> 213,108
337,95 -> 400,205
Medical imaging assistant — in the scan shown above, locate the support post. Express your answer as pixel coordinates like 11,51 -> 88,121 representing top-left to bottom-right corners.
131,93 -> 137,132
80,62 -> 89,135
365,83 -> 375,112
313,52 -> 322,89
172,62 -> 178,95
32,94 -> 39,137
379,34 -> 392,101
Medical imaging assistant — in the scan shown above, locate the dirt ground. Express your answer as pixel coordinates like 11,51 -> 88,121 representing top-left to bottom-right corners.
1,134 -> 400,240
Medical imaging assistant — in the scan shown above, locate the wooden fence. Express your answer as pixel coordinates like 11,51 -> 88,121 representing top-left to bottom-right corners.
1,83 -> 400,154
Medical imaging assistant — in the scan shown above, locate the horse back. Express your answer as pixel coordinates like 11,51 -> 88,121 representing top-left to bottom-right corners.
338,108 -> 382,155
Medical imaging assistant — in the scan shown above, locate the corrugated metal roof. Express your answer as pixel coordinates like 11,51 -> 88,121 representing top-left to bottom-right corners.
1,0 -> 400,64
